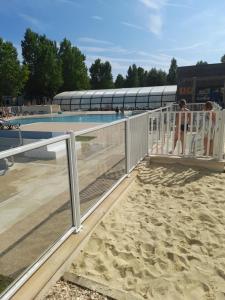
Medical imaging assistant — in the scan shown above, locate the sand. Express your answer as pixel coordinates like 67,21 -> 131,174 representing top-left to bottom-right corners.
70,162 -> 225,300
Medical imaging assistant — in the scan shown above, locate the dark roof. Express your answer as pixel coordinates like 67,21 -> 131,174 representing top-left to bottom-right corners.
178,63 -> 225,78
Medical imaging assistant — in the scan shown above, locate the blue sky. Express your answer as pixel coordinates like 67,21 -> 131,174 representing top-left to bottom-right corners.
1,0 -> 225,78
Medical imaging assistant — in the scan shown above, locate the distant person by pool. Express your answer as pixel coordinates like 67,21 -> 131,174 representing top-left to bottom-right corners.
115,106 -> 119,114
120,107 -> 125,115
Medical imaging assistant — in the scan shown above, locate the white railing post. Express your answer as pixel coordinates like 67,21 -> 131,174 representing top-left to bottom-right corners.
125,118 -> 131,174
146,113 -> 150,155
215,110 -> 225,160
67,131 -> 81,232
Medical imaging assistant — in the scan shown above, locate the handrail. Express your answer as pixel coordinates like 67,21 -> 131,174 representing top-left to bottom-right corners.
0,134 -> 70,159
73,118 -> 126,137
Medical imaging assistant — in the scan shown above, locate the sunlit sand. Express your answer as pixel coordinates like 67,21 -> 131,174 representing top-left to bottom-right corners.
71,162 -> 225,300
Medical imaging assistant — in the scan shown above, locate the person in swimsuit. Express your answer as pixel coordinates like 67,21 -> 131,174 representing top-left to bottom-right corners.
172,99 -> 191,154
203,101 -> 216,156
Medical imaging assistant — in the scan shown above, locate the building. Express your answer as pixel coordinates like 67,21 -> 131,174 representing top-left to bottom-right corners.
177,63 -> 225,107
53,86 -> 177,111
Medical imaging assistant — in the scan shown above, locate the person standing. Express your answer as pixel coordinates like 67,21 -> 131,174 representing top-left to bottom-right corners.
172,99 -> 191,154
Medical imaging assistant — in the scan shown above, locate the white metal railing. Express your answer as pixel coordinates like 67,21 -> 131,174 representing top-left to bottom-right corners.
0,113 -> 148,299
127,112 -> 149,172
1,104 -> 225,299
148,109 -> 225,160
172,102 -> 222,112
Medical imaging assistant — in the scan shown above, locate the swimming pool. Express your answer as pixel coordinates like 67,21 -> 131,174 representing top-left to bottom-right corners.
10,114 -> 126,125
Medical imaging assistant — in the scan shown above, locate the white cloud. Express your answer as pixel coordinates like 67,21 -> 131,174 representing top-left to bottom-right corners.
121,21 -> 145,31
19,13 -> 42,29
78,37 -> 114,45
148,14 -> 162,36
138,0 -> 166,37
139,0 -> 190,10
86,54 -> 169,66
79,45 -> 130,54
166,2 -> 192,8
92,15 -> 103,21
80,46 -> 106,52
160,42 -> 205,52
137,1 -> 191,37
138,0 -> 167,10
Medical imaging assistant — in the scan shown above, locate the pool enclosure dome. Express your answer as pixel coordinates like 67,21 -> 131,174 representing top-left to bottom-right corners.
53,85 -> 177,111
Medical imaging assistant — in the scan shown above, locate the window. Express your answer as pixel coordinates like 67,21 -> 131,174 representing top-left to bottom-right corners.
71,104 -> 80,110
112,97 -> 123,104
124,96 -> 135,103
71,98 -> 81,105
136,96 -> 148,103
101,97 -> 113,104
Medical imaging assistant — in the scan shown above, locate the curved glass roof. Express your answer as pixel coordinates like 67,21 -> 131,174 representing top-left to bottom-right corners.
54,85 -> 177,100
53,86 -> 177,111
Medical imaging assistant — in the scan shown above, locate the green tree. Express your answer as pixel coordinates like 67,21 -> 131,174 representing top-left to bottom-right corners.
59,38 -> 89,91
125,64 -> 139,87
89,59 -> 114,89
146,68 -> 159,86
22,28 -> 62,100
157,69 -> 167,85
115,74 -> 125,88
221,55 -> 225,63
167,58 -> 177,84
137,67 -> 148,87
196,60 -> 208,65
0,38 -> 28,104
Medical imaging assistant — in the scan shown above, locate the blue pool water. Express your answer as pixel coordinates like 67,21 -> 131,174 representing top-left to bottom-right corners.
10,114 -> 126,125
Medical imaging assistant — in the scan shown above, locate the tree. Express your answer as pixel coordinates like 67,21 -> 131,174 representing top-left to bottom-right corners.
125,64 -> 139,87
0,38 -> 28,104
146,68 -> 158,86
115,74 -> 125,88
221,55 -> 225,63
59,38 -> 89,91
196,60 -> 208,65
167,58 -> 177,84
137,67 -> 148,87
145,68 -> 167,86
22,28 -> 63,100
89,59 -> 114,89
157,69 -> 167,85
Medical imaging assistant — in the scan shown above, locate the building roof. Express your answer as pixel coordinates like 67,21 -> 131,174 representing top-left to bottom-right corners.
54,85 -> 177,99
177,63 -> 225,79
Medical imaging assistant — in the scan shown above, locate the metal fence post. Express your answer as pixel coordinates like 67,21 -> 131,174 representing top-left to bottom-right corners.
146,113 -> 150,155
67,131 -> 81,232
125,118 -> 131,174
215,110 -> 225,160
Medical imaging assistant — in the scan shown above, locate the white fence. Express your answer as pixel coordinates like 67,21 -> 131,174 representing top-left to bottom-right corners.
149,109 -> 225,160
126,113 -> 149,172
0,105 -> 225,299
0,115 -> 149,299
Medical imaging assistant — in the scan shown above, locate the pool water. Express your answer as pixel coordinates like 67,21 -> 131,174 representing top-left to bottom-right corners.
10,114 -> 126,125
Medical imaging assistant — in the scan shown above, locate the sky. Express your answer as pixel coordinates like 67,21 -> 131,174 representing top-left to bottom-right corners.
1,0 -> 225,78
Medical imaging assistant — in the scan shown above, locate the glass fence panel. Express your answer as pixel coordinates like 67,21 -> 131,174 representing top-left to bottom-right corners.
0,140 -> 72,295
76,122 -> 126,216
